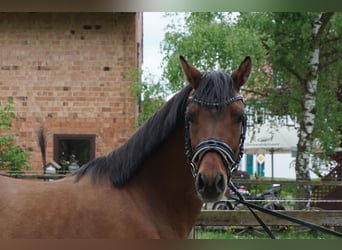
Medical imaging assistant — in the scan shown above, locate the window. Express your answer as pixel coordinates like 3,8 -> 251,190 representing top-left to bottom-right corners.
53,134 -> 96,173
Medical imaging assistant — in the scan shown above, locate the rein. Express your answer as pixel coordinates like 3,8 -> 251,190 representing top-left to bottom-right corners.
228,181 -> 342,238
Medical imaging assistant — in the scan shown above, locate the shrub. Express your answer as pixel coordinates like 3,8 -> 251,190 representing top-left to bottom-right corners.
0,99 -> 30,172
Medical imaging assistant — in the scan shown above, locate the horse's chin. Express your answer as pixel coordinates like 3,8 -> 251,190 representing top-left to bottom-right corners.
198,191 -> 225,203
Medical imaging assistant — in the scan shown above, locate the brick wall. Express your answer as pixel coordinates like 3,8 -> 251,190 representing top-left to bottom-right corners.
0,12 -> 142,172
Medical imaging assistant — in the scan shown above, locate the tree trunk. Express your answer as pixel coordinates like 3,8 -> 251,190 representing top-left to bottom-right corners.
294,12 -> 333,209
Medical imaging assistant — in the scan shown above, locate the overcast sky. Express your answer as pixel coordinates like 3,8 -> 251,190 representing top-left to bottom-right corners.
142,12 -> 165,77
142,12 -> 184,79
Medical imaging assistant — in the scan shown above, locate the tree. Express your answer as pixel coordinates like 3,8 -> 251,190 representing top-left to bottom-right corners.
161,12 -> 342,209
161,13 -> 267,93
0,99 -> 30,173
242,12 -> 341,208
128,69 -> 167,126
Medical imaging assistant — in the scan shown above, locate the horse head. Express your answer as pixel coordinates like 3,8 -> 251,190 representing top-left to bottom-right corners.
180,56 -> 251,202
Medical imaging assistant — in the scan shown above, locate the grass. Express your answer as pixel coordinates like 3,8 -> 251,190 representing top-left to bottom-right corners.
195,227 -> 338,239
195,227 -> 336,240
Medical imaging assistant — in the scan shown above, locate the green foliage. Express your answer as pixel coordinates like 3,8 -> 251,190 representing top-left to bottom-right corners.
161,12 -> 267,93
236,12 -> 320,121
161,12 -> 342,175
0,100 -> 30,172
128,69 -> 168,127
312,13 -> 342,157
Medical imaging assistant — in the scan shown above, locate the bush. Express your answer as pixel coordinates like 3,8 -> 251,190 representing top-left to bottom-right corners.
0,99 -> 30,172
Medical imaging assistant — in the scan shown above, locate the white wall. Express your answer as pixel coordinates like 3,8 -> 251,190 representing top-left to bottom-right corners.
240,153 -> 319,179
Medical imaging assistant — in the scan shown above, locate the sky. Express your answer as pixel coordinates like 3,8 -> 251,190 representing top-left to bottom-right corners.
142,12 -> 166,77
142,12 -> 184,80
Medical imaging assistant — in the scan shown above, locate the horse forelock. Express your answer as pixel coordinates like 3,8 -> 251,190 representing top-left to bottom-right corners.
192,71 -> 236,109
76,85 -> 193,186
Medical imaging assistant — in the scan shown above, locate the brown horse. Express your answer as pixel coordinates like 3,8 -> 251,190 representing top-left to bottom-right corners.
0,56 -> 251,238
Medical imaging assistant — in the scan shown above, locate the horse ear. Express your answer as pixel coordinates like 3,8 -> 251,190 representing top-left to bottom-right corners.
179,56 -> 202,89
231,56 -> 252,91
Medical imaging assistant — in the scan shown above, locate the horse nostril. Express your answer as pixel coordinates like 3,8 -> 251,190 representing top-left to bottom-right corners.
196,172 -> 226,202
196,173 -> 206,193
215,174 -> 225,193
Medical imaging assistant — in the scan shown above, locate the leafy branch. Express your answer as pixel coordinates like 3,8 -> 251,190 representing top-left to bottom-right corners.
0,99 -> 30,172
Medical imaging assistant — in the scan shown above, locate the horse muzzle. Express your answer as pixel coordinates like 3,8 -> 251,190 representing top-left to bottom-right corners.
189,139 -> 238,202
195,169 -> 226,202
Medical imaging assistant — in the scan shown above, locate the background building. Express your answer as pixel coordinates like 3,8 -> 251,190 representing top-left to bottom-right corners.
0,12 -> 142,172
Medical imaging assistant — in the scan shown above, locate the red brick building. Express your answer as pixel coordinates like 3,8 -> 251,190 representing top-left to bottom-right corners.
0,12 -> 142,172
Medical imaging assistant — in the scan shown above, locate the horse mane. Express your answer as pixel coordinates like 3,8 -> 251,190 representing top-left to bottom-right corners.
76,71 -> 235,186
76,85 -> 193,186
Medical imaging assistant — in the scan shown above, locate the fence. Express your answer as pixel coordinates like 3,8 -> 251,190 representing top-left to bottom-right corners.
2,173 -> 342,207
196,210 -> 342,227
0,172 -> 66,181
191,178 -> 342,238
191,209 -> 342,239
227,178 -> 342,209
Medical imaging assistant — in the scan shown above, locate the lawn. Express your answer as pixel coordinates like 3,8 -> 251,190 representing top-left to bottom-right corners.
194,227 -> 338,239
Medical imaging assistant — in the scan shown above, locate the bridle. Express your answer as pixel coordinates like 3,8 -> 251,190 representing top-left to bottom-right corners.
184,94 -> 247,179
184,87 -> 342,239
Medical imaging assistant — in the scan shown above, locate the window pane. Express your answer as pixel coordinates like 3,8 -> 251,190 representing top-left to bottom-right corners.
54,134 -> 95,173
58,139 -> 90,167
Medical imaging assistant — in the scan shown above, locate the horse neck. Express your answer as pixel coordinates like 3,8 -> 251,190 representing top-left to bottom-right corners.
128,124 -> 202,237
